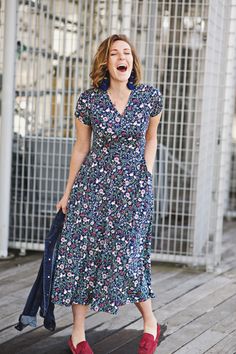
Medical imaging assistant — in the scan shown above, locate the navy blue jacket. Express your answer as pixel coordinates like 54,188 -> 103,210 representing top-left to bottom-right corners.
15,209 -> 65,332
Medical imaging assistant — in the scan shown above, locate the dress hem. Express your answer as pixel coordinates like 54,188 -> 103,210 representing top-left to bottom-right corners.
51,292 -> 156,315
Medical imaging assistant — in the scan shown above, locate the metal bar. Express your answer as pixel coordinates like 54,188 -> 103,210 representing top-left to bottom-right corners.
0,0 -> 17,258
212,0 -> 236,268
6,0 -> 236,269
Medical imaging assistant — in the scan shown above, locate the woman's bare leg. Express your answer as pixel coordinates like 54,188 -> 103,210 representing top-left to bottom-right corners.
135,299 -> 157,338
71,304 -> 89,346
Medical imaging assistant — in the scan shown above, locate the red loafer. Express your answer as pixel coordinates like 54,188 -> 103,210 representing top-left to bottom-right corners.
68,336 -> 94,354
138,323 -> 167,354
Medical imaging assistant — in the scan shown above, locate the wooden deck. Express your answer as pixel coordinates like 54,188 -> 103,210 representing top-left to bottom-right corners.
1,220 -> 236,354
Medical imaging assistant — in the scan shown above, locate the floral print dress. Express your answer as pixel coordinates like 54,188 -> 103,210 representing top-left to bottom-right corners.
51,84 -> 163,315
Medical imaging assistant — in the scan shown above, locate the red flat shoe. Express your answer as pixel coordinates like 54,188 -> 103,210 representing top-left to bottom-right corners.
138,323 -> 167,354
68,336 -> 94,354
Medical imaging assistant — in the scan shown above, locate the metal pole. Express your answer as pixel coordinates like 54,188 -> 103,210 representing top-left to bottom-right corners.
213,0 -> 236,267
0,0 -> 17,258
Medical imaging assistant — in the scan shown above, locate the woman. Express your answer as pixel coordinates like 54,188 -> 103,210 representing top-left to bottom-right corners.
51,34 -> 166,354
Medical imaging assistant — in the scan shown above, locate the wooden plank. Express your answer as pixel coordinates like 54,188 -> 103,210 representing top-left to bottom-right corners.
23,273 -> 228,353
0,286 -> 39,308
0,258 -> 41,281
0,307 -> 98,353
157,295 -> 236,353
0,258 -> 181,328
0,298 -> 89,341
8,266 -> 208,340
0,276 -> 232,352
0,273 -> 39,298
206,329 -> 236,354
0,266 -> 187,341
160,282 -> 236,335
90,275 -> 232,353
173,311 -> 236,354
118,282 -> 236,354
157,275 -> 231,318
0,221 -> 236,354
0,268 -> 195,353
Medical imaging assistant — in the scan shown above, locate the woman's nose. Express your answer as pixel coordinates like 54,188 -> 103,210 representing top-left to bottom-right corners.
118,52 -> 125,60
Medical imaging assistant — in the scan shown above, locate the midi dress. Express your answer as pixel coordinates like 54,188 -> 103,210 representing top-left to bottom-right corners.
51,83 -> 163,315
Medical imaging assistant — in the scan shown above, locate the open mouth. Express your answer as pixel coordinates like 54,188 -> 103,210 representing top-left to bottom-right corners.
117,64 -> 127,72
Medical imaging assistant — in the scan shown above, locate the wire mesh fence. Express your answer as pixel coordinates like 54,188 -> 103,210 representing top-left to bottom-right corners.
1,0 -> 235,268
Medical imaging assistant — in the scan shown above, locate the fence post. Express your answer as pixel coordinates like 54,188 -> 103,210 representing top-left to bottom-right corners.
0,0 -> 17,258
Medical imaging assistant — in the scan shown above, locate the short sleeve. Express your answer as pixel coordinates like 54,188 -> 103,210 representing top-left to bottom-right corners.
149,87 -> 163,117
74,90 -> 92,126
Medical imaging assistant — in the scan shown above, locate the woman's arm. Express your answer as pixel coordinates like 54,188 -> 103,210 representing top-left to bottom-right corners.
56,119 -> 92,213
144,112 -> 162,174
64,120 -> 92,196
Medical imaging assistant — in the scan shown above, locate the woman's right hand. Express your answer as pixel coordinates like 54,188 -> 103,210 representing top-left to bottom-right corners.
56,194 -> 69,214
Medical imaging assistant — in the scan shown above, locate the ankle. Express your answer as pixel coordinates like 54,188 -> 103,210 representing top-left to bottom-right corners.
143,318 -> 157,339
72,326 -> 86,345
143,315 -> 157,327
71,334 -> 86,347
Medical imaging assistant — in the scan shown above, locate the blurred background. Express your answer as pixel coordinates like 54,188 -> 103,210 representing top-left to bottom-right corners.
0,0 -> 236,270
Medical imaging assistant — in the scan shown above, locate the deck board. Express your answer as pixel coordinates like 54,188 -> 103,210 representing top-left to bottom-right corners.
0,221 -> 236,353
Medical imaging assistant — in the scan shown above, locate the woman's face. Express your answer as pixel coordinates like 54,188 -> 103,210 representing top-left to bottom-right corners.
107,40 -> 133,85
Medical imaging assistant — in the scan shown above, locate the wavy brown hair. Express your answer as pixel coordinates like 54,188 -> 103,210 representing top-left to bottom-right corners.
90,34 -> 142,88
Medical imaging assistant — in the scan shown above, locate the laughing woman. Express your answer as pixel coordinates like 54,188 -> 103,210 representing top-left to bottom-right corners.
51,34 -> 167,354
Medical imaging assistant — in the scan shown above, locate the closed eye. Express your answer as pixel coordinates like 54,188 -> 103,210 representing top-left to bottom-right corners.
110,52 -> 131,56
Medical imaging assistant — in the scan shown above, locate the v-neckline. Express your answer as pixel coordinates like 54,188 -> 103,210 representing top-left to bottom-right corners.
105,87 -> 136,117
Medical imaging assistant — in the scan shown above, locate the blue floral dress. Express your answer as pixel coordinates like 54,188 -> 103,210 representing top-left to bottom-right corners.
51,84 -> 163,315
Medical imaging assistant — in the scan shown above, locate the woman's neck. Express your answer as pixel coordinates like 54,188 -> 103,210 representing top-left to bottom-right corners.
108,80 -> 131,97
